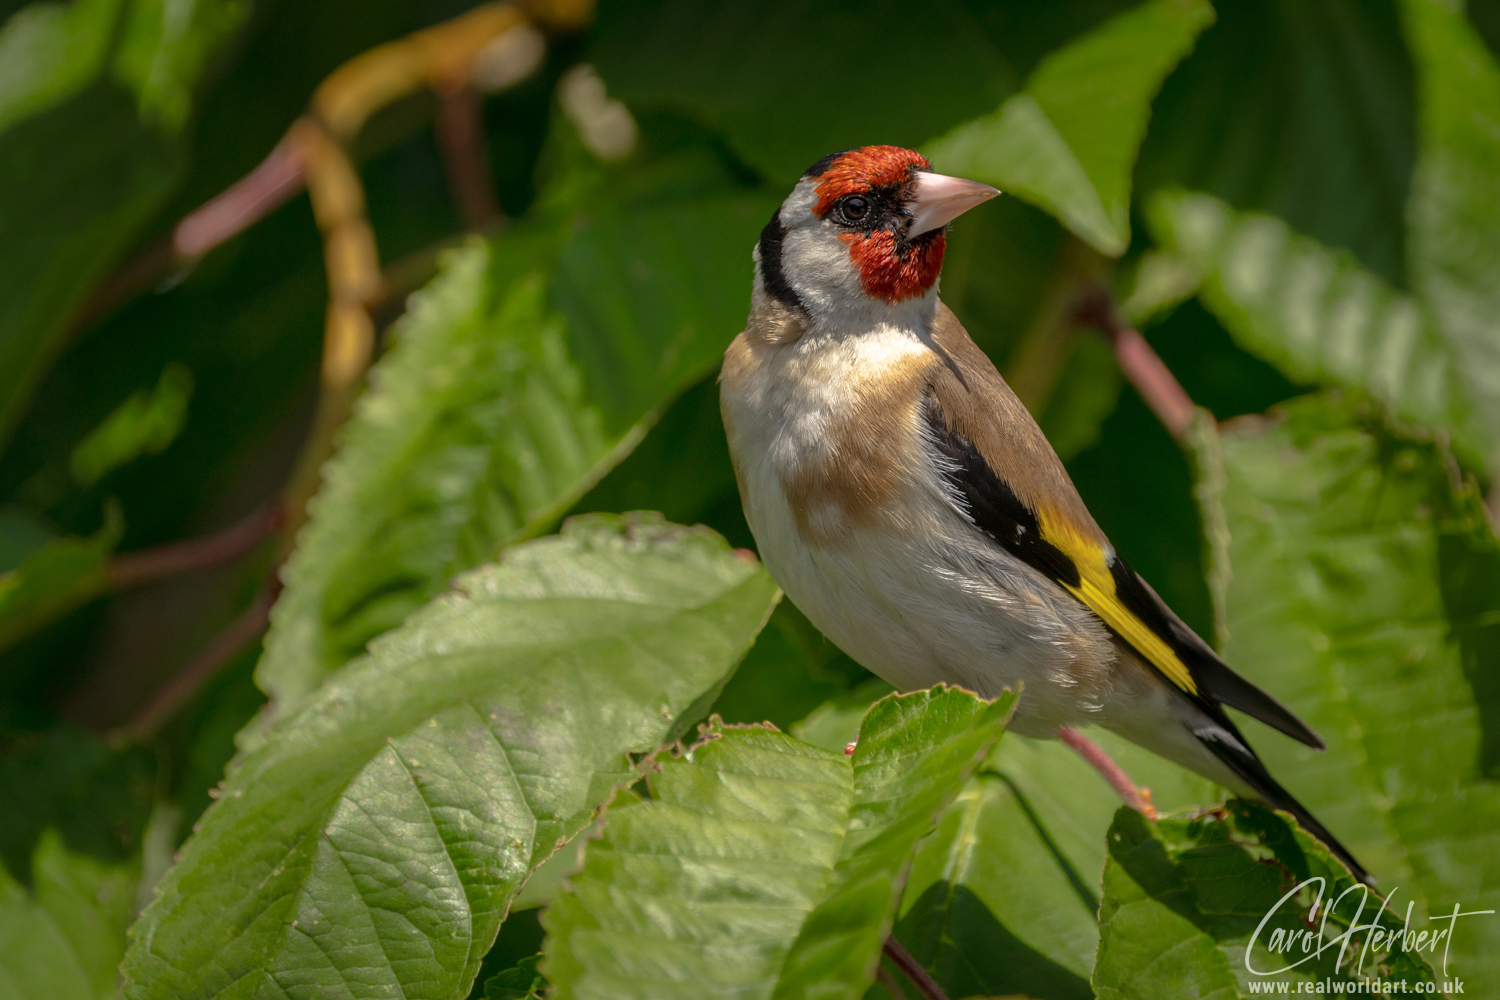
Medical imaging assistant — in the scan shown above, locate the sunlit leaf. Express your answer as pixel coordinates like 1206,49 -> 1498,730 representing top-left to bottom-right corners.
0,831 -> 138,1000
1136,0 -> 1417,285
0,725 -> 154,1000
1094,803 -> 1438,998
255,150 -> 777,721
123,514 -> 778,1000
1400,0 -> 1500,473
544,687 -> 1014,1000
927,0 -> 1213,255
1147,190 -> 1494,463
1193,394 -> 1500,983
894,729 -> 1216,999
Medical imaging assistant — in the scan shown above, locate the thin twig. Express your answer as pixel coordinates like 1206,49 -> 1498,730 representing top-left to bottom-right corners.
175,134 -> 310,257
107,503 -> 283,590
1073,284 -> 1197,439
435,84 -> 501,230
68,2 -> 546,341
1058,725 -> 1157,819
882,936 -> 949,1000
115,580 -> 281,741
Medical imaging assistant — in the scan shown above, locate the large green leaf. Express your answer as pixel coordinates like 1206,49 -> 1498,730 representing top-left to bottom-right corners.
0,0 -> 248,452
1194,394 -> 1500,983
122,514 -> 779,1000
1400,0 -> 1500,473
544,686 -> 1015,1000
1146,190 -> 1494,464
925,0 -> 1213,256
588,0 -> 1015,185
256,152 -> 777,720
1136,0 -> 1417,286
1094,803 -> 1439,998
892,728 -> 1215,999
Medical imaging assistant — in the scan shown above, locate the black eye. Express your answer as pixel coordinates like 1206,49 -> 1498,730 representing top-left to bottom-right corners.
839,196 -> 870,223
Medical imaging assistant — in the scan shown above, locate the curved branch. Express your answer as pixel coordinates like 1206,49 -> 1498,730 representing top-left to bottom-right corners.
1058,724 -> 1157,819
114,580 -> 280,741
108,503 -> 283,590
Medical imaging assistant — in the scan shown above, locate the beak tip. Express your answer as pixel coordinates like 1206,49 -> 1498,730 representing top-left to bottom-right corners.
906,172 -> 1003,236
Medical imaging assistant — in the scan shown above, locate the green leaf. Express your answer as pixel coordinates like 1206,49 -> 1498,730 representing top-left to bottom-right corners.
1136,0 -> 1418,286
1094,803 -> 1439,998
69,362 -> 192,487
483,955 -> 545,1000
925,0 -> 1213,255
544,686 -> 1015,1000
0,0 -> 248,452
588,0 -> 1015,185
1146,190 -> 1495,463
893,729 -> 1216,999
0,725 -> 155,1000
0,830 -> 138,1000
0,503 -> 120,653
122,514 -> 779,1000
1401,0 -> 1500,472
0,0 -> 118,133
1193,394 -> 1500,983
256,151 -> 777,722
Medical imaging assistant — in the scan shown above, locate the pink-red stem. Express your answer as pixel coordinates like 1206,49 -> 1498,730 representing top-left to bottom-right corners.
108,503 -> 283,590
1059,725 -> 1156,818
117,580 -> 281,739
1074,286 -> 1197,438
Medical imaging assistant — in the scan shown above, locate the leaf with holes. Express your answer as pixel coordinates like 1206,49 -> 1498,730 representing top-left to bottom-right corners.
543,686 -> 1014,1000
891,727 -> 1215,1000
1094,803 -> 1438,998
122,514 -> 779,1000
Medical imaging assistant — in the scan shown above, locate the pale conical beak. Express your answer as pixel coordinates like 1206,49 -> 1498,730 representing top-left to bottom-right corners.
906,172 -> 1001,237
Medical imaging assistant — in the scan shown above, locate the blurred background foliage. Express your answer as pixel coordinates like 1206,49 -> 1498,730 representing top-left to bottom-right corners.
0,0 -> 1498,997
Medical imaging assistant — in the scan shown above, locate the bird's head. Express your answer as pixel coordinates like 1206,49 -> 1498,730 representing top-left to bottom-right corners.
754,145 -> 999,330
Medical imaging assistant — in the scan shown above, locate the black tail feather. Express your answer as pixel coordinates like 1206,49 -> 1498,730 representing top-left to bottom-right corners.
1195,721 -> 1373,886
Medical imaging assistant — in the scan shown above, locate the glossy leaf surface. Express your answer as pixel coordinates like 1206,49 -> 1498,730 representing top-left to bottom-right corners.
123,515 -> 779,1000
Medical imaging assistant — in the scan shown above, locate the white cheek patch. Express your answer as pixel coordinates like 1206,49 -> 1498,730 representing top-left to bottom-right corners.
782,224 -> 862,315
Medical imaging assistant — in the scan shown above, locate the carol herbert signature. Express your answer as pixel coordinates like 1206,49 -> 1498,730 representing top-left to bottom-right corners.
1246,876 -> 1493,982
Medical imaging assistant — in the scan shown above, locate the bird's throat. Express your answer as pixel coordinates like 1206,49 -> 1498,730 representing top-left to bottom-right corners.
841,230 -> 945,304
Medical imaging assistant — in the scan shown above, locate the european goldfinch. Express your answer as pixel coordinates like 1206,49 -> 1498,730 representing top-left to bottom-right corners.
719,145 -> 1369,883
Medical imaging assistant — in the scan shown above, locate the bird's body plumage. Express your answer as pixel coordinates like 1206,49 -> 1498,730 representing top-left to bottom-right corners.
721,146 -> 1369,882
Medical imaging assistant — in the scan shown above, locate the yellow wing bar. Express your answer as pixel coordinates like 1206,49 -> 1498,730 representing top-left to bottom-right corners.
1037,509 -> 1199,696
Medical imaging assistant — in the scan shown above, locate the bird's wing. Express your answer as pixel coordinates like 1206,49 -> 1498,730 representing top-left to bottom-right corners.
922,303 -> 1323,750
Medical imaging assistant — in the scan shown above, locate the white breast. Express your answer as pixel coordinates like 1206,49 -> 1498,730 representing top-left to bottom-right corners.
721,320 -> 1115,737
